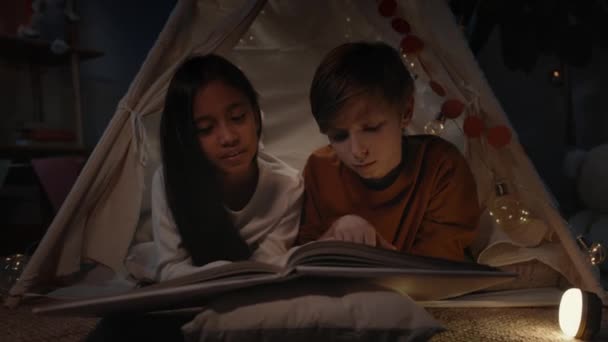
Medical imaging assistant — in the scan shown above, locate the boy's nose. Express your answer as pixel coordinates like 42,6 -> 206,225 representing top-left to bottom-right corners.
351,138 -> 369,161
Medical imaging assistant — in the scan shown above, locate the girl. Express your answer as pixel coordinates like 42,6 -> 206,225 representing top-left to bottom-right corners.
152,54 -> 303,281
87,54 -> 302,341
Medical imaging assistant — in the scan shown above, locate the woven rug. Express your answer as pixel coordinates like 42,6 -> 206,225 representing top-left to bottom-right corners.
1,303 -> 607,341
0,304 -> 98,342
428,307 -> 608,342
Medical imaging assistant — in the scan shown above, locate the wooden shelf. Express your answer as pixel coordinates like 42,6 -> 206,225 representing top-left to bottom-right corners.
0,34 -> 103,66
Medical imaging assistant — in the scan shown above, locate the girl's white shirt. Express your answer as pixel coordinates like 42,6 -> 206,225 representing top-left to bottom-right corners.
128,151 -> 303,282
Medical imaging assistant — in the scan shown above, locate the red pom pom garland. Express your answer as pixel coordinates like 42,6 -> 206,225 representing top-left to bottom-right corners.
486,125 -> 513,148
391,18 -> 411,34
375,4 -> 514,150
429,80 -> 446,97
400,35 -> 424,54
463,116 -> 485,138
441,99 -> 465,119
378,0 -> 397,17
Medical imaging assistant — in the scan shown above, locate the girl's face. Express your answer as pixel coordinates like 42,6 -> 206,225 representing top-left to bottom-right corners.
325,93 -> 412,181
193,80 -> 260,177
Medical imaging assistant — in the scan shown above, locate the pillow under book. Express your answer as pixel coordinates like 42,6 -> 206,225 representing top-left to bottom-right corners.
181,279 -> 443,342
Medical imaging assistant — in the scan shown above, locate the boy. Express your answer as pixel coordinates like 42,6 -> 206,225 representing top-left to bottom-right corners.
296,42 -> 480,261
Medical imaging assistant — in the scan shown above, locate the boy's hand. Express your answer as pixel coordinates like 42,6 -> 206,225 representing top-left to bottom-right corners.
320,215 -> 397,250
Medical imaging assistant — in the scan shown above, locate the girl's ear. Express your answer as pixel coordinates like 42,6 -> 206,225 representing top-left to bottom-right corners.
401,96 -> 414,129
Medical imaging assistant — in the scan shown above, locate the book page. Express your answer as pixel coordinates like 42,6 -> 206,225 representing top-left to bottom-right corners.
287,241 -> 516,301
286,240 -> 504,272
292,266 -> 515,301
143,260 -> 283,290
33,274 -> 291,317
32,255 -> 288,316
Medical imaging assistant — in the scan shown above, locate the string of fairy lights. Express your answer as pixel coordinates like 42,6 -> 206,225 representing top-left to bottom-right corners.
374,0 -> 605,266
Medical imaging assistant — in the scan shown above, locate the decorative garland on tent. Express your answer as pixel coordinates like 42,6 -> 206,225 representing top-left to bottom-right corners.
375,0 -> 606,266
377,0 -> 513,147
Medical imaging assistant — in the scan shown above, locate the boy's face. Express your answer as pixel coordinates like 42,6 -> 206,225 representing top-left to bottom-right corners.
325,94 -> 412,181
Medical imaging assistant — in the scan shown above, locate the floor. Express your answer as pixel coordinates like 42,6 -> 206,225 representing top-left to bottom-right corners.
2,299 -> 607,341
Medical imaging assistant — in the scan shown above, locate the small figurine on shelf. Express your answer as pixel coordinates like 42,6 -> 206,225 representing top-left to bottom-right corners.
64,0 -> 79,21
17,0 -> 79,44
17,0 -> 80,55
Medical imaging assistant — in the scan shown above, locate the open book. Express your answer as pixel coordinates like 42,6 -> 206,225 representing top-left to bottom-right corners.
32,241 -> 516,316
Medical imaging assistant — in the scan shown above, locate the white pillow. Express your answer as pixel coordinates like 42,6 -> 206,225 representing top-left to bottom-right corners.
182,279 -> 443,342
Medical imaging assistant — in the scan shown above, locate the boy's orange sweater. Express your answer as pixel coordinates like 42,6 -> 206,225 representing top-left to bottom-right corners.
297,135 -> 481,261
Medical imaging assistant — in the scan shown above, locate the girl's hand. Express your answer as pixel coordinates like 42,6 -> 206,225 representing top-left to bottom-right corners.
319,215 -> 397,250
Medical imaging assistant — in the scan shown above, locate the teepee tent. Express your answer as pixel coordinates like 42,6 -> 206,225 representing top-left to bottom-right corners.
7,0 -> 606,306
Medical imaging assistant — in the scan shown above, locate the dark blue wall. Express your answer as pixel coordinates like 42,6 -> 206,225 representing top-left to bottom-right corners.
475,30 -> 608,213
79,1 -> 175,146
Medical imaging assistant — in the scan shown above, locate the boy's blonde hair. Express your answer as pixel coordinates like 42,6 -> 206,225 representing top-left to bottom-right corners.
310,41 -> 415,132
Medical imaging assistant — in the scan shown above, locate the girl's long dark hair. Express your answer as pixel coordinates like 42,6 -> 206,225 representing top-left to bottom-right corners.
160,54 -> 261,266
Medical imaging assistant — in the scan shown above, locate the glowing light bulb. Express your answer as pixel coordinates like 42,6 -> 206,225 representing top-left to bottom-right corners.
424,120 -> 444,135
424,115 -> 446,135
577,236 -> 607,266
488,182 -> 531,229
0,254 -> 29,295
550,67 -> 564,86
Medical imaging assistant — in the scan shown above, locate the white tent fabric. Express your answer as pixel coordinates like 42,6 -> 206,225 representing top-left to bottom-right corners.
7,0 -> 606,305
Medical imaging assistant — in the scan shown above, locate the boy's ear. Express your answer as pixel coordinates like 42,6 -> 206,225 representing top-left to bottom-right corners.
401,96 -> 414,129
